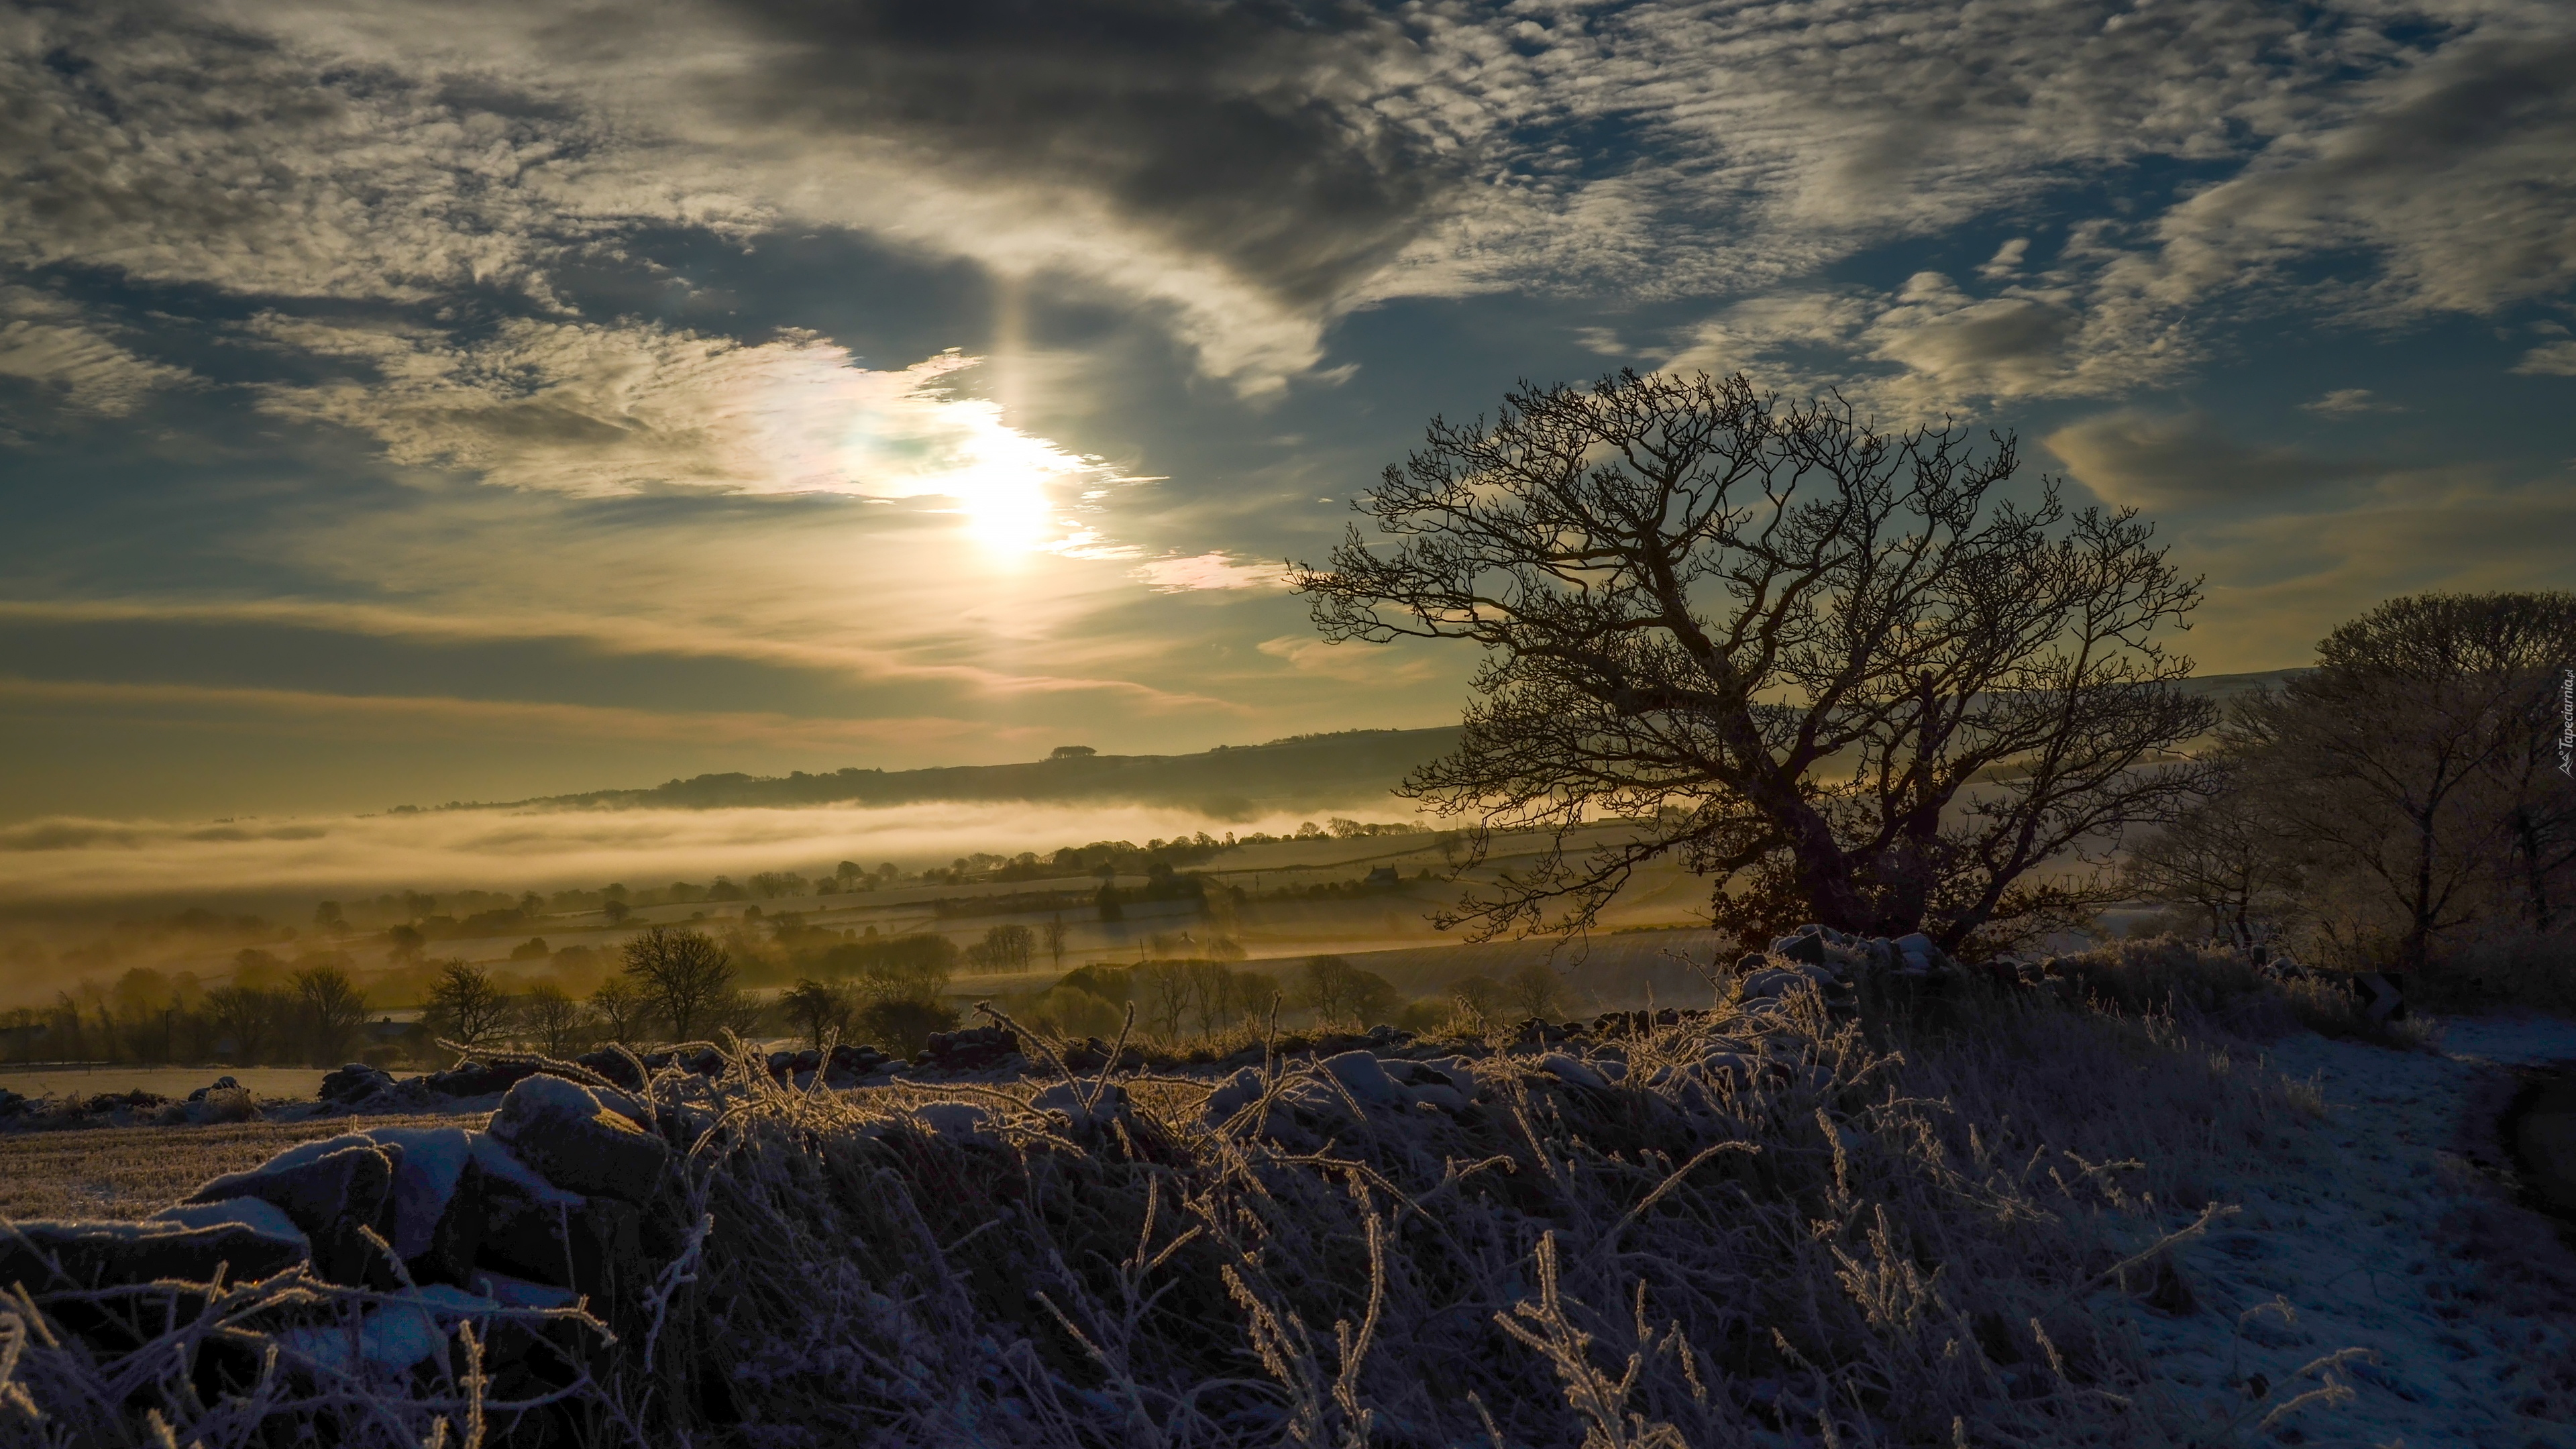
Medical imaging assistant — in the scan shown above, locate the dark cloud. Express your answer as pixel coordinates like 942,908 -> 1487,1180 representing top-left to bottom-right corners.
688,0 -> 1456,309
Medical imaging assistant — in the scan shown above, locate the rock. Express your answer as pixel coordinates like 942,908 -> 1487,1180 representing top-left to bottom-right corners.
1739,968 -> 1821,1001
184,1142 -> 400,1286
916,1024 -> 1020,1072
1734,952 -> 1770,972
187,1143 -> 394,1238
1200,1068 -> 1266,1128
912,1101 -> 996,1139
466,1146 -> 637,1299
1,1220 -> 311,1291
1033,1081 -> 1128,1132
360,1126 -> 477,1263
1407,1082 -> 1471,1112
318,1063 -> 393,1106
575,1047 -> 648,1091
148,1196 -> 307,1245
422,1059 -> 549,1098
188,1075 -> 244,1104
1317,1051 -> 1407,1107
275,1285 -> 498,1376
1538,1053 -> 1611,1091
1424,1057 -> 1481,1097
487,1075 -> 667,1203
1060,1038 -> 1146,1073
1774,932 -> 1831,965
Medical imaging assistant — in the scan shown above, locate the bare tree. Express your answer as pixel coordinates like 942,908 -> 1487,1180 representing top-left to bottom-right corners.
1043,914 -> 1069,973
289,962 -> 371,1066
973,923 -> 1034,973
780,978 -> 855,1050
2119,775 -> 2304,950
1295,955 -> 1399,1027
518,981 -> 594,1059
621,926 -> 737,1042
423,961 -> 511,1052
204,984 -> 288,1065
1135,961 -> 1193,1040
2229,591 -> 2576,971
1501,962 -> 1575,1022
589,976 -> 649,1044
1294,371 -> 2214,953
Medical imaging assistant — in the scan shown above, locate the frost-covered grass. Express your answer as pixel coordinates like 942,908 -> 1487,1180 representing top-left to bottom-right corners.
5,940 -> 2569,1447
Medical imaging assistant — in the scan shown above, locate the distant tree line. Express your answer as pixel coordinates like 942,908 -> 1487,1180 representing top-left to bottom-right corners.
0,953 -> 392,1068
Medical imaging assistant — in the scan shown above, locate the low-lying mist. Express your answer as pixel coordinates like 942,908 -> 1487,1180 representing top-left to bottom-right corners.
0,799 -> 1414,906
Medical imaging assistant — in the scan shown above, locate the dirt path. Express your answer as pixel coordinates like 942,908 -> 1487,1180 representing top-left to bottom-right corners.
2112,1016 -> 2576,1447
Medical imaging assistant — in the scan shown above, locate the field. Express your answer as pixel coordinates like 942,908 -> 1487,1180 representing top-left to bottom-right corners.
0,1109 -> 486,1220
0,1065 -> 325,1101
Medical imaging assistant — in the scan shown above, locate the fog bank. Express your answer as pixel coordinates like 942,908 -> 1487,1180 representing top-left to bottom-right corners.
0,800 -> 1419,905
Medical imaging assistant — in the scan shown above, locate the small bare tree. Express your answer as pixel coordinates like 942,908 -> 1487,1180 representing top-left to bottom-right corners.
780,978 -> 856,1050
589,976 -> 648,1044
2119,773 -> 2304,950
1502,962 -> 1575,1022
621,926 -> 737,1043
517,980 -> 592,1059
1295,371 -> 2215,953
423,961 -> 510,1052
289,962 -> 371,1066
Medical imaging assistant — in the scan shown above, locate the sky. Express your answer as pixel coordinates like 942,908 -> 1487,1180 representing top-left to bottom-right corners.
3,0 -> 2573,830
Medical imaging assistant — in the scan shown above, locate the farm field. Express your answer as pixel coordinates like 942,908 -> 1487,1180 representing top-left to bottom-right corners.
0,1065 -> 327,1101
0,1110 -> 486,1221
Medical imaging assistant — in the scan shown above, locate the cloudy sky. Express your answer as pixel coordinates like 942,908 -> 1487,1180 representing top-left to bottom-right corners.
4,0 -> 2573,825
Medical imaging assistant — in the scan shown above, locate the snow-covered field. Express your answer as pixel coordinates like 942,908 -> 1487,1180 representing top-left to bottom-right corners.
2121,1015 -> 2576,1448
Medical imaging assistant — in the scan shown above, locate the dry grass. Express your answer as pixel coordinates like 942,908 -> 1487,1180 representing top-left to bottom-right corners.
0,963 -> 2376,1447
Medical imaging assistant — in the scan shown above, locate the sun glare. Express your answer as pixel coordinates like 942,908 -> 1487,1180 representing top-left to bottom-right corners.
823,366 -> 1098,558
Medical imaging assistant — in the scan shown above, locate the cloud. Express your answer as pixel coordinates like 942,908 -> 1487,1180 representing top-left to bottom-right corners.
247,317 -> 1122,508
1256,635 -> 1436,685
2143,33 -> 2576,321
2043,410 -> 2369,508
1129,552 -> 1287,594
0,797 -> 1400,903
2512,341 -> 2576,376
0,289 -> 193,415
2178,473 -> 2576,669
2300,388 -> 2405,415
0,675 -> 1000,752
1662,272 -> 2164,419
13,0 -> 2576,407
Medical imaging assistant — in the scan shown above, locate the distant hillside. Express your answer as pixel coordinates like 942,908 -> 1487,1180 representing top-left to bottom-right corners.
506,727 -> 1466,817
480,670 -> 2301,816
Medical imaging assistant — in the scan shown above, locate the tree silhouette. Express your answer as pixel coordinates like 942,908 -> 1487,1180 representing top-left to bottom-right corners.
1295,370 -> 2214,952
423,961 -> 510,1052
621,926 -> 737,1042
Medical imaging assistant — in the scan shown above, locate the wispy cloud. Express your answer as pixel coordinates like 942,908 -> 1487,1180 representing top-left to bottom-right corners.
0,289 -> 194,416
1129,552 -> 1287,594
2512,341 -> 2576,376
0,598 -> 1241,712
2300,388 -> 2406,415
0,675 -> 1026,752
